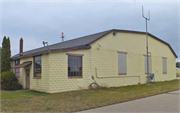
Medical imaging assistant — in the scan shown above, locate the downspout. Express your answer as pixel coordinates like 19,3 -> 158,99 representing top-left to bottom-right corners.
95,68 -> 141,84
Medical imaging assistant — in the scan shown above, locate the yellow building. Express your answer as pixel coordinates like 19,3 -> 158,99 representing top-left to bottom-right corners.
11,29 -> 177,93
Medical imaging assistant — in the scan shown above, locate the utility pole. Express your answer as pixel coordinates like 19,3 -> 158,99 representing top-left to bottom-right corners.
142,6 -> 150,85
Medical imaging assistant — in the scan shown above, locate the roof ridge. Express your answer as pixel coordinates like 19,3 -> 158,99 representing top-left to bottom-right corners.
49,29 -> 112,47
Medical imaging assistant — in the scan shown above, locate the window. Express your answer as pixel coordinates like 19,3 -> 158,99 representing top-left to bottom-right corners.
145,56 -> 151,74
15,60 -> 20,78
15,60 -> 20,65
67,53 -> 83,78
162,58 -> 167,74
34,56 -> 41,78
118,52 -> 127,75
15,68 -> 20,78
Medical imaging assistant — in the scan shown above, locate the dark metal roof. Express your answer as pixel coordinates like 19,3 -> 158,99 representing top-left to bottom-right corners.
11,29 -> 177,60
11,30 -> 111,60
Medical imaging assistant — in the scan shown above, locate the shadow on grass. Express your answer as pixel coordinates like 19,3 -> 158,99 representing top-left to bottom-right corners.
1,90 -> 49,99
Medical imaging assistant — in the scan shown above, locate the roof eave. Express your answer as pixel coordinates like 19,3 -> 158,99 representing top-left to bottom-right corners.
88,29 -> 178,58
11,46 -> 91,60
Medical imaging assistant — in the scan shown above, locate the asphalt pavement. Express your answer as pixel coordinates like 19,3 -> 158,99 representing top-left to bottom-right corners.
77,90 -> 180,113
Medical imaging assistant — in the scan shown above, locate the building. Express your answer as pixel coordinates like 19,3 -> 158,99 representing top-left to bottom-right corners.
11,29 -> 177,93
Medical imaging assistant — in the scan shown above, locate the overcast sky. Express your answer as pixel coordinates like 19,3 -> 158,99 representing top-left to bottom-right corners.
0,0 -> 180,61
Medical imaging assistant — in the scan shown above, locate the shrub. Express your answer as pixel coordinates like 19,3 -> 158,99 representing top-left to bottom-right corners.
1,71 -> 22,90
15,83 -> 22,90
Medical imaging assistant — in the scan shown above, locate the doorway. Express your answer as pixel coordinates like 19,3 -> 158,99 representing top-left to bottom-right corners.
26,69 -> 30,89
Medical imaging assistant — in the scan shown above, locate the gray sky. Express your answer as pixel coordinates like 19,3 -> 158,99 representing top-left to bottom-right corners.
1,0 -> 180,61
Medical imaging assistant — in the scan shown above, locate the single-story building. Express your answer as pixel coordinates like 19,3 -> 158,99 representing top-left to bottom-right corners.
11,29 -> 177,93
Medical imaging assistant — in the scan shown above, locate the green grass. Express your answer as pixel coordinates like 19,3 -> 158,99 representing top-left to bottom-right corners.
1,90 -> 49,99
1,80 -> 179,112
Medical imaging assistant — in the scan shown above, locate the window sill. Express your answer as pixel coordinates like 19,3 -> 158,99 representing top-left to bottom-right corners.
33,77 -> 41,79
68,76 -> 82,79
163,72 -> 167,74
118,73 -> 127,75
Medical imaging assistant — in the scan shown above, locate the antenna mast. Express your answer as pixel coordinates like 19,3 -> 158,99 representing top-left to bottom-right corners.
142,6 -> 150,85
61,32 -> 65,42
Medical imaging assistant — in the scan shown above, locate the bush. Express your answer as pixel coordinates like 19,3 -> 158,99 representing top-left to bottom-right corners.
15,83 -> 22,90
1,71 -> 22,90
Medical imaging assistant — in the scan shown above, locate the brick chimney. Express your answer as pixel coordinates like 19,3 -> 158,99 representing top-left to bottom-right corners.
20,38 -> 23,56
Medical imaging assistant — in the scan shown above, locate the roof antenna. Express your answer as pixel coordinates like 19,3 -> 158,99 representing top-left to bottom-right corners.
43,41 -> 49,50
142,6 -> 150,85
43,41 -> 48,47
61,32 -> 65,42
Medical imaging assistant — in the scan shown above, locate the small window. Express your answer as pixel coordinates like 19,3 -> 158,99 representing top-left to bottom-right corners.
118,53 -> 127,75
162,58 -> 167,74
145,56 -> 151,74
15,60 -> 20,78
15,60 -> 20,65
15,68 -> 20,78
34,56 -> 41,78
67,54 -> 83,78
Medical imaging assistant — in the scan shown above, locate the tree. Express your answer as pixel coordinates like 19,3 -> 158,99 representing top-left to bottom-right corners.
0,47 -> 1,73
7,37 -> 11,70
176,62 -> 180,68
1,36 -> 11,73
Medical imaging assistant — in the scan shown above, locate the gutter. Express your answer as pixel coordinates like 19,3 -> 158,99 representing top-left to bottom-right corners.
11,45 -> 91,60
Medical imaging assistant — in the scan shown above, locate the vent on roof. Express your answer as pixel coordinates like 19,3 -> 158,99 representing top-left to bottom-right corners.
61,32 -> 65,42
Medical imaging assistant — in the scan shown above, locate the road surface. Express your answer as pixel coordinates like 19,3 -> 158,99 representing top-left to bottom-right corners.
78,90 -> 180,113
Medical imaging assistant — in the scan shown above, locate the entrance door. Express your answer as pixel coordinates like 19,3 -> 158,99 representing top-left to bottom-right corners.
26,69 -> 30,89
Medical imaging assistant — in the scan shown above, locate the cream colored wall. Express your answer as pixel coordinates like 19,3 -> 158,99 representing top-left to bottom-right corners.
47,31 -> 176,93
14,54 -> 50,92
90,31 -> 176,87
29,54 -> 50,92
48,50 -> 92,93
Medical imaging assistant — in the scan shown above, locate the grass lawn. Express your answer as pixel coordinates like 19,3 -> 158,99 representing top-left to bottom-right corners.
1,80 -> 179,112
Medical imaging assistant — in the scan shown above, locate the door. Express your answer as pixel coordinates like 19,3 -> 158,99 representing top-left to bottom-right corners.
26,69 -> 30,89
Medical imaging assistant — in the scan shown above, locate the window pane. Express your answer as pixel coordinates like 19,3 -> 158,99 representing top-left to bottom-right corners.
68,56 -> 82,77
16,73 -> 20,77
15,68 -> 20,73
36,67 -> 41,71
35,72 -> 41,77
35,56 -> 41,62
74,72 -> 76,76
68,67 -> 70,71
36,61 -> 41,65
15,60 -> 20,65
34,56 -> 41,77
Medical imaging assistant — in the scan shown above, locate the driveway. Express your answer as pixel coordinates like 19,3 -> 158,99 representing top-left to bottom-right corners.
78,90 -> 180,113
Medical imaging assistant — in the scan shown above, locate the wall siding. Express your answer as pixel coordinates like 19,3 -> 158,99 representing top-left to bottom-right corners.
13,31 -> 176,93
